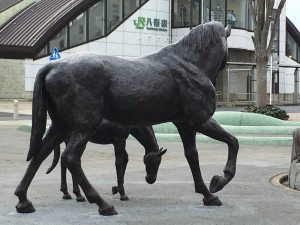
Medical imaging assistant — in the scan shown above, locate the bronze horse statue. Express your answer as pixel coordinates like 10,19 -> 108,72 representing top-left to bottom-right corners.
15,21 -> 238,216
46,120 -> 166,201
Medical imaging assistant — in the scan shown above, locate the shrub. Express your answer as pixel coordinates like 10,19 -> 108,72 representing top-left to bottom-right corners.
242,104 -> 289,120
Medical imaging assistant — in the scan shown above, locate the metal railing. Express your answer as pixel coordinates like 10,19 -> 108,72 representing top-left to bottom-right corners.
231,92 -> 256,106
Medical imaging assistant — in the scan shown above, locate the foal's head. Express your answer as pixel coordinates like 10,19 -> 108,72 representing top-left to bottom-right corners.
144,147 -> 167,184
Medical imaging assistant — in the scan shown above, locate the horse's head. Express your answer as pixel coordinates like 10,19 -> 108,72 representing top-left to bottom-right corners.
143,147 -> 167,184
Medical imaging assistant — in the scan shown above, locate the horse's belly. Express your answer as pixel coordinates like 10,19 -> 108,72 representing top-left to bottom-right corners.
103,94 -> 179,126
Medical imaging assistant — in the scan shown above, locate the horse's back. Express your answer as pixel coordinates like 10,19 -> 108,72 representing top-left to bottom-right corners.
44,53 -> 110,127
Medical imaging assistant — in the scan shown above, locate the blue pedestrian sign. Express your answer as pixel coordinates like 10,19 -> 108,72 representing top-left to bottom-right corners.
50,47 -> 61,61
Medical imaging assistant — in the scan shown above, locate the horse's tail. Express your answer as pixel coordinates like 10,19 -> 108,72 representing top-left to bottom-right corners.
26,64 -> 52,161
46,145 -> 60,174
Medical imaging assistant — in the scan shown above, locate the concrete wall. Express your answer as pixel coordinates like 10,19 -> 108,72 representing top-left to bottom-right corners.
0,59 -> 25,99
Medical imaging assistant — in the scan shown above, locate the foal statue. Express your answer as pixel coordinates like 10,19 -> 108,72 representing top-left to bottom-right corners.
15,21 -> 238,216
46,119 -> 166,201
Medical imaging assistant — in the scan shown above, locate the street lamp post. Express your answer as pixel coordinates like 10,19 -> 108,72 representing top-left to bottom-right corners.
269,54 -> 273,105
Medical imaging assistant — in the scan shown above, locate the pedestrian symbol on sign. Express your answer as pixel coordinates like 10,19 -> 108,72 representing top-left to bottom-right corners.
50,47 -> 61,61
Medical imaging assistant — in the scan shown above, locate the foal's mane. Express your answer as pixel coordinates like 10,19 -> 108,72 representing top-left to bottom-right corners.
175,21 -> 226,54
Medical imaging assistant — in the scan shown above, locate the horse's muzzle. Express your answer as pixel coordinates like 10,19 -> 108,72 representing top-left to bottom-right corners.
145,175 -> 156,184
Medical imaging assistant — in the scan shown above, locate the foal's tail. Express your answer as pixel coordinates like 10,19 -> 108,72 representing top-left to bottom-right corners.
46,145 -> 60,174
26,65 -> 52,161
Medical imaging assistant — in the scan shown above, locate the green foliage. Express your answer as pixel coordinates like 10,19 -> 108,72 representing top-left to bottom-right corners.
242,104 -> 289,120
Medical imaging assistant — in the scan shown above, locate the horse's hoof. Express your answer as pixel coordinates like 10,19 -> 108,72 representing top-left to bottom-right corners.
98,205 -> 118,216
112,186 -> 118,195
62,194 -> 72,200
120,195 -> 129,201
203,195 -> 222,206
16,200 -> 36,213
76,196 -> 86,202
209,175 -> 226,193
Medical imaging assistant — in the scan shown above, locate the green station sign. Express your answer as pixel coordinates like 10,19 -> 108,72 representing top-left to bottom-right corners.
134,16 -> 168,32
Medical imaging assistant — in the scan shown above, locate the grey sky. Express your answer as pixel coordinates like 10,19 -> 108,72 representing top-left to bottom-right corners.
286,0 -> 300,31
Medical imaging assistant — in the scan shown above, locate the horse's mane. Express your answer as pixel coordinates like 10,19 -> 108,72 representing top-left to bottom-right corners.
175,21 -> 226,54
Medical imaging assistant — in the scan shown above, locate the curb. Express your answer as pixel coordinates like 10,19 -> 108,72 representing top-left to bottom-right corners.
18,111 -> 300,146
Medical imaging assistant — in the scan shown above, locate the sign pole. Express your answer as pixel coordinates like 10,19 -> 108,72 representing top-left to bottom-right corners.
270,55 -> 272,105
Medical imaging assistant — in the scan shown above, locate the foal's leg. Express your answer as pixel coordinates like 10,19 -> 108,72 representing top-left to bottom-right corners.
199,117 -> 239,193
60,158 -> 86,201
174,122 -> 222,206
71,172 -> 86,202
60,138 -> 86,202
15,125 -> 65,213
61,129 -> 117,216
60,155 -> 72,200
112,132 -> 129,201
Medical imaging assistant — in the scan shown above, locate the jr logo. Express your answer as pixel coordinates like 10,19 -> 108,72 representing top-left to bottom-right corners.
134,17 -> 146,29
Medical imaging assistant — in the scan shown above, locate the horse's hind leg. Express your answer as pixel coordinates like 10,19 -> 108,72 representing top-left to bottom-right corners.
61,129 -> 117,216
15,125 -> 65,213
199,118 -> 239,193
174,122 -> 222,206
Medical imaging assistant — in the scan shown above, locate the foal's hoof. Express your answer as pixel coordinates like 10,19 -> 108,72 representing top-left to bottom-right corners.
209,175 -> 226,193
112,186 -> 118,195
98,205 -> 118,216
62,194 -> 72,200
203,195 -> 222,206
76,196 -> 86,202
16,200 -> 36,213
120,195 -> 129,201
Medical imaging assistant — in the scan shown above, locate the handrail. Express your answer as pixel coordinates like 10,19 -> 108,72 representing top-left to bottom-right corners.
231,92 -> 256,106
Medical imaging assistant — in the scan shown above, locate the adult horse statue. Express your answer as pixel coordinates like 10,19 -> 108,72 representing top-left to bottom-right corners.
15,21 -> 238,216
46,120 -> 166,201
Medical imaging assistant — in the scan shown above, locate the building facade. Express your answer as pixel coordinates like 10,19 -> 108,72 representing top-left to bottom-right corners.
0,0 -> 300,105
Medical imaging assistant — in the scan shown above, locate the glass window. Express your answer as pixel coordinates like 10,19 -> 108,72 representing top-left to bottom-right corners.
69,13 -> 87,47
211,0 -> 225,24
202,0 -> 210,23
247,0 -> 255,30
172,0 -> 189,28
141,0 -> 147,4
107,0 -> 122,33
286,32 -> 297,60
124,0 -> 139,18
191,0 -> 200,26
270,14 -> 279,53
89,2 -> 105,40
227,0 -> 247,28
36,46 -> 48,58
50,27 -> 68,51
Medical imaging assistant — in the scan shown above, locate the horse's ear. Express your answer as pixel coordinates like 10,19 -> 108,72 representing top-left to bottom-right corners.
158,148 -> 167,157
225,24 -> 231,37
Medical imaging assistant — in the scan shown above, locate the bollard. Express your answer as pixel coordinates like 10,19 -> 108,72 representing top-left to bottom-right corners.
13,99 -> 19,120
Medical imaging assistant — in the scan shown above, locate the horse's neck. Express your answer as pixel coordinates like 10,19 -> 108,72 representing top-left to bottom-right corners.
129,127 -> 159,154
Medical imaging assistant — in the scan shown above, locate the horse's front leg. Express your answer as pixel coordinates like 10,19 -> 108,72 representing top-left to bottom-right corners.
112,135 -> 129,201
199,117 -> 239,193
61,129 -> 117,216
174,122 -> 222,206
